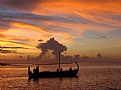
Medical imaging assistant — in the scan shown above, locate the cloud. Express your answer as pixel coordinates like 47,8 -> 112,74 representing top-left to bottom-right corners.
0,49 -> 20,54
1,0 -> 121,32
0,0 -> 41,11
113,40 -> 121,47
37,38 -> 67,60
0,33 -> 7,38
0,46 -> 29,49
1,3 -> 119,44
0,5 -> 85,44
98,35 -> 107,39
0,33 -> 37,46
38,39 -> 43,42
0,0 -> 121,58
0,49 -> 14,53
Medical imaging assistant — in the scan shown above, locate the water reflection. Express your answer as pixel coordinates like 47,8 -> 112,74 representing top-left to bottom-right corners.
1,65 -> 121,90
28,77 -> 39,83
28,77 -> 79,90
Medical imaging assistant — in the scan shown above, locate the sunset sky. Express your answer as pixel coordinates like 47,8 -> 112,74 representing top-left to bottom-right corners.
0,0 -> 121,60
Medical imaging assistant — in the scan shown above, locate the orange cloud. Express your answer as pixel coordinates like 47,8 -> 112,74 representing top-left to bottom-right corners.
0,0 -> 121,58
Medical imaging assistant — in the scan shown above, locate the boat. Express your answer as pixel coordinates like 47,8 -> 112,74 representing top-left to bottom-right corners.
28,53 -> 79,79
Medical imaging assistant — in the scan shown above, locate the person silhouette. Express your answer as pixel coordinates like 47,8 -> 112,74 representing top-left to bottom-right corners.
28,67 -> 32,75
56,68 -> 59,72
60,68 -> 63,72
69,67 -> 72,72
33,68 -> 36,74
36,65 -> 39,76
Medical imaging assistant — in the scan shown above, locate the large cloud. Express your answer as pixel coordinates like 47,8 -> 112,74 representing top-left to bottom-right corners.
37,38 -> 67,60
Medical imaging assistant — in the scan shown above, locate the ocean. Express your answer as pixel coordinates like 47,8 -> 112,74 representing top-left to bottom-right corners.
1,62 -> 121,90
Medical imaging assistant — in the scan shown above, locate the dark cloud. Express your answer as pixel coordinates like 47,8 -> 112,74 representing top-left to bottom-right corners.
0,1 -> 105,25
0,49 -> 17,54
0,39 -> 32,47
98,35 -> 107,39
0,17 -> 12,31
8,39 -> 32,45
0,4 -> 80,32
0,4 -> 108,35
1,1 -> 120,34
0,0 -> 56,11
0,0 -> 39,10
0,46 -> 29,49
38,39 -> 43,42
37,38 -> 67,60
0,49 -> 25,54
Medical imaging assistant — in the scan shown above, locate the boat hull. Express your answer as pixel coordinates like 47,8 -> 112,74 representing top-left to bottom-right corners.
29,69 -> 79,79
28,62 -> 79,79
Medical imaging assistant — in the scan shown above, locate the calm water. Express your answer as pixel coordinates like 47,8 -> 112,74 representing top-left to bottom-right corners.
1,63 -> 121,90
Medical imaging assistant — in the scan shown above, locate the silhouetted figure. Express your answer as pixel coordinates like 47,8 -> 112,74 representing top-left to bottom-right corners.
32,66 -> 40,78
69,67 -> 72,72
28,67 -> 30,72
36,65 -> 39,75
28,67 -> 32,79
56,68 -> 59,72
33,68 -> 36,74
28,67 -> 31,75
60,68 -> 63,72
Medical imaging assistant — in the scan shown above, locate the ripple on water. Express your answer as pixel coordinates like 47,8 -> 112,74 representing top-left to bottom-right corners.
1,66 -> 121,90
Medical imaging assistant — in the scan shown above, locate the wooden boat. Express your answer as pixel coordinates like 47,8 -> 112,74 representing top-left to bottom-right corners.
28,53 -> 79,79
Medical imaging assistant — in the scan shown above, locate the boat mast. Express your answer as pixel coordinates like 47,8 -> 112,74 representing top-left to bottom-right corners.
59,52 -> 61,70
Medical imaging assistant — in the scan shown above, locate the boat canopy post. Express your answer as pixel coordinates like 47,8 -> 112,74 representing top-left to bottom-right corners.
59,52 -> 61,70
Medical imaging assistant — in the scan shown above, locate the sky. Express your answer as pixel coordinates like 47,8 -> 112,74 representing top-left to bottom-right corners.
0,0 -> 121,60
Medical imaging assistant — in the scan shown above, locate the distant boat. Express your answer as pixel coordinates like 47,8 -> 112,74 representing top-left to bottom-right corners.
28,53 -> 79,79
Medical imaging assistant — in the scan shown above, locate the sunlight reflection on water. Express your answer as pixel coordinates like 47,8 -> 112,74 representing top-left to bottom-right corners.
1,64 -> 121,90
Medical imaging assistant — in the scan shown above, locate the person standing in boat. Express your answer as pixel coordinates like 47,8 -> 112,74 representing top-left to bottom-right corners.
60,68 -> 63,72
28,67 -> 32,79
36,65 -> 39,74
33,68 -> 36,74
69,67 -> 72,72
28,67 -> 31,75
32,65 -> 39,78
56,68 -> 59,72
